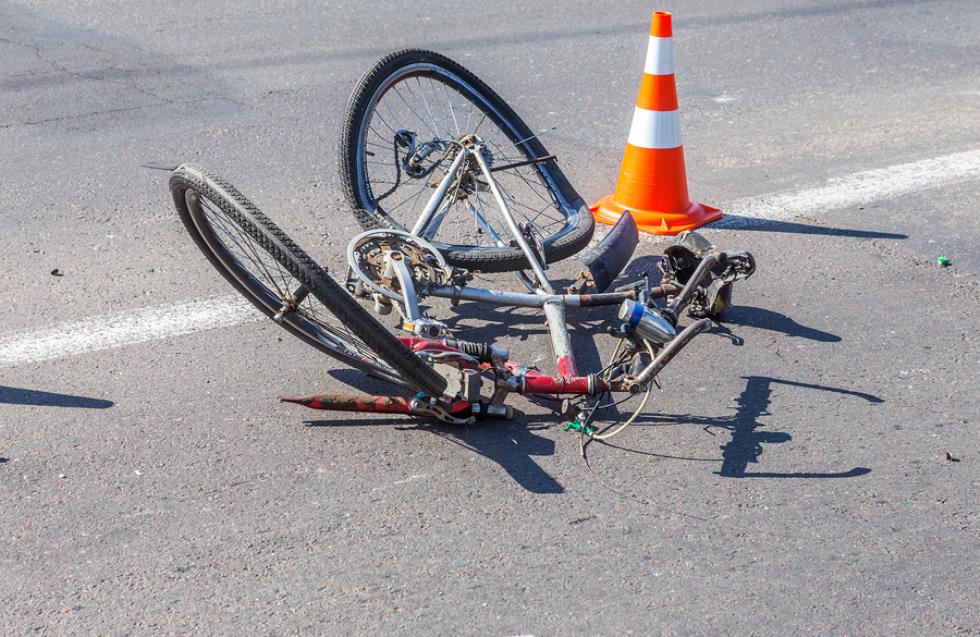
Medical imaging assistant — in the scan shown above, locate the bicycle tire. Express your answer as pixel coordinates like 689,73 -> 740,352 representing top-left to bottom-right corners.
339,48 -> 594,273
169,164 -> 448,397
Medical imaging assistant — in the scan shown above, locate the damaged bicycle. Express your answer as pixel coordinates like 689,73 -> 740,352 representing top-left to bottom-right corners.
167,49 -> 755,437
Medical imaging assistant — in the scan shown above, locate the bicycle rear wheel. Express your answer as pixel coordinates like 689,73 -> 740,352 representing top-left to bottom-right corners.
340,49 -> 594,273
169,164 -> 448,397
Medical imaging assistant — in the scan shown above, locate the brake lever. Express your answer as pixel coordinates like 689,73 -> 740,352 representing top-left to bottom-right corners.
723,251 -> 756,280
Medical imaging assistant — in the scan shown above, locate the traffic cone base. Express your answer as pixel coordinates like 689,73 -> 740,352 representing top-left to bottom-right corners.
591,194 -> 721,235
591,10 -> 721,235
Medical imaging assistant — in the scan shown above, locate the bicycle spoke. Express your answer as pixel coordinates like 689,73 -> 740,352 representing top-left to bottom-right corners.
355,63 -> 576,250
441,79 -> 460,137
202,199 -> 293,297
492,177 -> 565,230
414,76 -> 445,140
392,84 -> 441,140
385,180 -> 431,216
203,196 -> 375,360
370,106 -> 400,137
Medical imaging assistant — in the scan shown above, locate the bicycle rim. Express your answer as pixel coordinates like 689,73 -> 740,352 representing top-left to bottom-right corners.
355,62 -> 579,253
184,188 -> 409,386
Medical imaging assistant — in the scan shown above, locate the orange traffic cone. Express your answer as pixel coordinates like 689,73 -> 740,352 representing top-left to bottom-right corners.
592,11 -> 722,235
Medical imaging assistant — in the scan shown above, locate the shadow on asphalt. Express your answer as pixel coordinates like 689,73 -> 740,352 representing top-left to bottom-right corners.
0,386 -> 114,409
443,303 -> 551,343
319,261 -> 857,491
616,376 -> 880,479
712,215 -> 907,239
713,306 -> 842,343
304,416 -> 564,494
304,375 -> 880,492
621,255 -> 842,344
326,369 -> 416,395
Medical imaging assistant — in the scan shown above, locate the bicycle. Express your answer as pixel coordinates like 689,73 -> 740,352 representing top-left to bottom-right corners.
168,49 -> 755,436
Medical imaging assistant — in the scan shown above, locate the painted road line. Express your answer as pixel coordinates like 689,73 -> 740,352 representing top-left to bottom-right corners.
0,295 -> 260,368
2,148 -> 980,368
724,147 -> 980,221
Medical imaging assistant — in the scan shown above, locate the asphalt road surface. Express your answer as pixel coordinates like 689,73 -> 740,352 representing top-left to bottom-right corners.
2,1 -> 978,634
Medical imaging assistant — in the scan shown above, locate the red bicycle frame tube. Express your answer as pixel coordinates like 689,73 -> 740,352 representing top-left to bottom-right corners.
522,367 -> 592,394
403,336 -> 597,396
280,393 -> 474,416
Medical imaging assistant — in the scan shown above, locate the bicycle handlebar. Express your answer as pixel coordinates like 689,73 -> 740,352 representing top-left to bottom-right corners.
634,317 -> 712,386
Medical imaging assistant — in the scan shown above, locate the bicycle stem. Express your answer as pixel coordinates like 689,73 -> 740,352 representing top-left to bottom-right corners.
543,300 -> 577,377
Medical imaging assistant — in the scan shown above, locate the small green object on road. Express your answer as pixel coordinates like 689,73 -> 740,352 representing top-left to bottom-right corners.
937,256 -> 950,267
562,420 -> 597,436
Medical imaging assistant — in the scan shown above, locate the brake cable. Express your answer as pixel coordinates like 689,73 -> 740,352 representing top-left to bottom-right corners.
372,136 -> 456,204
562,338 -> 655,441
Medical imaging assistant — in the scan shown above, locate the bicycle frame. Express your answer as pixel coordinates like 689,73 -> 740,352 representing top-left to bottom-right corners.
409,138 -> 634,378
286,135 -> 727,423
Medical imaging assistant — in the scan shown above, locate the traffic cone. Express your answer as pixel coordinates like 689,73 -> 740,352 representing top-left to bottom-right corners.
591,11 -> 722,235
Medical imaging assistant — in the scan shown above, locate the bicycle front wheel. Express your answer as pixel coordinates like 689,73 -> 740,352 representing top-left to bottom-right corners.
170,164 -> 448,397
340,49 -> 594,273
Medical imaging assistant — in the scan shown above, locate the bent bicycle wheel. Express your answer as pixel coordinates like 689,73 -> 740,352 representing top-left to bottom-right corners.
340,49 -> 594,273
169,164 -> 448,397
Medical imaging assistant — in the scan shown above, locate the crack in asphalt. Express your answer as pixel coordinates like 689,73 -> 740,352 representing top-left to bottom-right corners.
0,95 -> 240,130
0,35 -> 240,130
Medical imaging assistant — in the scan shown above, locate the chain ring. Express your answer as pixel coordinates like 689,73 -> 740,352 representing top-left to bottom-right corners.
347,229 -> 451,303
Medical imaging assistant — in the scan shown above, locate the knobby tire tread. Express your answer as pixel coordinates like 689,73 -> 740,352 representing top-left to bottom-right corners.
169,165 -> 448,397
339,48 -> 594,273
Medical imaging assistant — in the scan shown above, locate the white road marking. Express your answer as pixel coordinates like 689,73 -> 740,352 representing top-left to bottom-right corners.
0,295 -> 260,368
2,148 -> 980,368
391,473 -> 429,485
371,474 -> 430,492
722,147 -> 980,222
